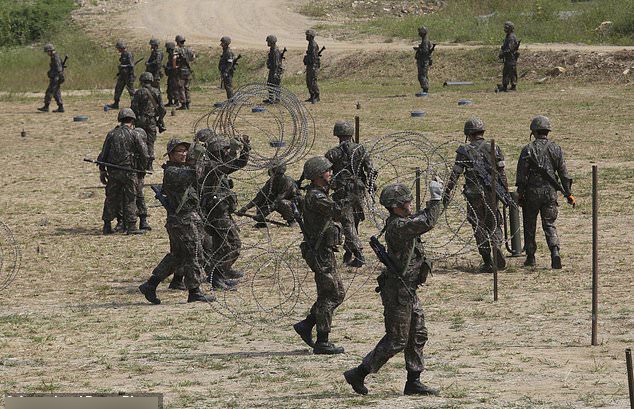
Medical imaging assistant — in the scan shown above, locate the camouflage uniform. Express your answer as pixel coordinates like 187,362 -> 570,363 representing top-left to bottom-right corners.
113,47 -> 136,106
145,39 -> 163,90
164,42 -> 179,106
132,128 -> 149,224
499,22 -> 519,91
266,35 -> 283,102
414,27 -> 433,93
219,37 -> 236,99
131,74 -> 166,168
304,30 -> 320,103
175,41 -> 195,108
43,46 -> 64,111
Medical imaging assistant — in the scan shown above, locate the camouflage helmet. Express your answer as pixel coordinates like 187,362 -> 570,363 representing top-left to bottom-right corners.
207,136 -> 231,153
220,36 -> 231,45
418,26 -> 428,36
464,117 -> 486,135
268,159 -> 287,176
117,108 -> 136,122
165,41 -> 176,50
530,115 -> 552,132
504,21 -> 515,31
139,72 -> 154,83
303,156 -> 332,180
266,34 -> 277,44
115,40 -> 126,49
195,128 -> 216,142
380,183 -> 413,208
333,120 -> 354,137
166,138 -> 191,155
175,34 -> 185,43
305,29 -> 316,38
149,38 -> 160,47
43,43 -> 54,52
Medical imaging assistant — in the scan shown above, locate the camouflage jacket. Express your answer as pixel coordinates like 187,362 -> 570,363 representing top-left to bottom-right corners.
218,47 -> 236,74
516,137 -> 572,195
118,50 -> 135,75
98,125 -> 148,171
48,52 -> 64,78
164,51 -> 176,76
162,161 -> 199,217
246,174 -> 298,209
415,38 -> 433,63
500,33 -> 519,63
267,46 -> 282,74
131,84 -> 165,126
302,184 -> 343,250
176,46 -> 195,73
325,140 -> 374,198
304,39 -> 320,68
446,138 -> 508,197
145,49 -> 163,79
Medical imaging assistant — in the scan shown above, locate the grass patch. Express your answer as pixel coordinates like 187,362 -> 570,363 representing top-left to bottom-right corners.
0,0 -> 76,46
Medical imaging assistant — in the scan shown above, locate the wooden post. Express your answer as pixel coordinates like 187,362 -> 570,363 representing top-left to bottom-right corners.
592,164 -> 599,346
354,116 -> 360,144
490,139 -> 498,302
415,167 -> 421,212
626,348 -> 634,409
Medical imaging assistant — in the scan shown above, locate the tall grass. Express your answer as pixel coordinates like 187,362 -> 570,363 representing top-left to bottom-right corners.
0,0 -> 76,46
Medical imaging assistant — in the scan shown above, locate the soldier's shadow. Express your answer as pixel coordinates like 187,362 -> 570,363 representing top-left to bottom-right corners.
52,226 -> 102,236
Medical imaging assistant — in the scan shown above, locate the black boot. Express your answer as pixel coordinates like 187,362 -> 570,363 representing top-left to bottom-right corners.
37,104 -> 49,112
107,102 -> 119,109
209,274 -> 239,291
347,252 -> 365,268
494,247 -> 507,270
404,371 -> 439,396
139,276 -> 161,304
187,287 -> 216,303
126,222 -> 145,235
344,365 -> 369,395
223,268 -> 245,279
312,94 -> 320,103
113,217 -> 125,233
168,275 -> 186,290
293,314 -> 316,347
139,216 -> 152,231
343,250 -> 352,265
53,104 -> 64,113
313,332 -> 344,355
102,221 -> 114,235
524,253 -> 536,267
551,246 -> 562,269
478,250 -> 494,274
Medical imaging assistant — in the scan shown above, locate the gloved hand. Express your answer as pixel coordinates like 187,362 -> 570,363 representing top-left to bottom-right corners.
429,176 -> 444,201
99,170 -> 108,185
565,194 -> 576,208
236,206 -> 248,216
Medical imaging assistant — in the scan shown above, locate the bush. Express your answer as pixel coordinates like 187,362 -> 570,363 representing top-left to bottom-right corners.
0,0 -> 76,46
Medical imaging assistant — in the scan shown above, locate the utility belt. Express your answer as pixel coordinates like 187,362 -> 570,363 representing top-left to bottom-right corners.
299,224 -> 341,259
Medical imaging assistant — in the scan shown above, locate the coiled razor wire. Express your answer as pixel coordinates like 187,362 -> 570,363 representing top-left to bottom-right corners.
0,221 -> 20,291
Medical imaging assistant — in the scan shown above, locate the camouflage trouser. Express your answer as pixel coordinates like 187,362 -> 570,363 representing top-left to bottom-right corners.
135,174 -> 147,218
138,121 -> 157,163
254,199 -> 294,223
204,214 -> 241,271
340,204 -> 363,257
303,245 -> 345,333
522,187 -> 560,255
114,73 -> 135,104
362,291 -> 427,373
502,62 -> 517,89
267,71 -> 282,101
465,193 -> 503,256
102,169 -> 137,225
221,70 -> 234,99
151,212 -> 206,289
417,60 -> 430,91
306,66 -> 319,98
167,74 -> 179,102
44,76 -> 63,106
177,70 -> 191,105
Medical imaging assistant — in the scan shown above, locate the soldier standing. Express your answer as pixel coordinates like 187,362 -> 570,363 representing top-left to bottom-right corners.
293,156 -> 346,355
218,36 -> 237,100
145,38 -> 163,91
98,108 -> 148,235
131,72 -> 166,170
344,180 -> 444,396
303,29 -> 321,103
164,42 -> 178,107
516,116 -> 575,269
414,26 -> 434,95
325,120 -> 375,268
264,35 -> 283,104
138,139 -> 216,304
107,40 -> 136,109
38,43 -> 64,113
237,160 -> 299,228
497,21 -> 519,92
174,34 -> 195,110
442,118 -> 508,273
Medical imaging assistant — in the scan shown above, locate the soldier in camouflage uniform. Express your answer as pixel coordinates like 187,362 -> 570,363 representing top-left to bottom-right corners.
237,160 -> 299,228
414,26 -> 434,94
325,120 -> 375,268
516,116 -> 575,269
131,72 -> 166,170
107,40 -> 136,109
130,127 -> 151,232
264,35 -> 283,104
303,29 -> 321,103
145,38 -> 163,90
98,108 -> 148,235
38,43 -> 64,113
218,36 -> 237,100
443,118 -> 508,273
344,181 -> 443,396
164,42 -> 178,107
174,35 -> 195,109
138,139 -> 216,304
293,156 -> 346,355
497,21 -> 519,92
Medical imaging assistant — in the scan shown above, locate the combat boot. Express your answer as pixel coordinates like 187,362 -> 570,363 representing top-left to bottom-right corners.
165,99 -> 175,107
347,252 -> 365,268
53,105 -> 64,113
113,217 -> 125,233
139,276 -> 161,304
524,253 -> 536,267
37,105 -> 49,112
344,365 -> 369,395
293,314 -> 316,347
187,287 -> 216,303
223,268 -> 245,279
312,94 -> 320,103
550,246 -> 562,269
125,222 -> 146,235
209,275 -> 239,291
168,275 -> 186,290
313,332 -> 344,355
102,221 -> 114,235
510,84 -> 517,91
176,103 -> 187,110
107,102 -> 119,109
343,250 -> 352,265
494,247 -> 507,270
478,251 -> 494,274
404,371 -> 440,396
139,216 -> 152,231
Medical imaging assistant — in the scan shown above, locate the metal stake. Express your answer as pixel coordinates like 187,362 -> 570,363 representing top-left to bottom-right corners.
592,164 -> 599,346
415,167 -> 421,212
491,139 -> 498,301
354,116 -> 360,144
626,348 -> 633,409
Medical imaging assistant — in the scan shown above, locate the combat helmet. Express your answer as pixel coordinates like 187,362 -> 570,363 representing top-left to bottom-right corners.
149,38 -> 160,47
115,40 -> 126,49
380,183 -> 413,208
139,72 -> 154,83
504,21 -> 515,32
117,108 -> 136,122
303,156 -> 332,180
43,43 -> 54,52
220,36 -> 231,45
464,117 -> 486,135
530,115 -> 552,133
165,41 -> 176,50
207,135 -> 231,153
268,159 -> 287,176
175,34 -> 185,44
333,120 -> 354,137
266,35 -> 277,44
195,128 -> 216,142
166,138 -> 191,155
305,29 -> 316,38
418,26 -> 428,36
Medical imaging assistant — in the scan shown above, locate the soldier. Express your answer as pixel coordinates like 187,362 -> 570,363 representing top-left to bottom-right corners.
174,34 -> 195,110
98,108 -> 148,235
443,118 -> 508,273
344,180 -> 444,396
264,35 -> 283,104
164,42 -> 178,107
516,116 -> 575,269
199,134 -> 251,288
131,72 -> 166,171
303,29 -> 321,103
414,26 -> 434,95
293,156 -> 346,355
145,38 -> 163,91
107,40 -> 136,109
325,120 -> 375,268
218,36 -> 237,100
497,21 -> 519,92
138,139 -> 216,304
237,160 -> 299,228
38,43 -> 65,113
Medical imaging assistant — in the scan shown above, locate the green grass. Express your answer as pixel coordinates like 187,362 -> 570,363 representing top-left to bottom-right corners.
0,0 -> 76,46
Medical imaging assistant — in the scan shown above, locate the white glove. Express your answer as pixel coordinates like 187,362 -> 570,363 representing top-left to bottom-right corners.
429,176 -> 444,201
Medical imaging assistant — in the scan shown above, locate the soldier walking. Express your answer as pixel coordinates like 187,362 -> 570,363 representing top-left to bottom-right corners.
264,35 -> 283,104
218,36 -> 237,100
98,108 -> 148,235
293,156 -> 346,355
344,180 -> 444,396
174,35 -> 195,109
164,42 -> 178,107
303,29 -> 321,103
145,38 -> 163,91
131,72 -> 166,170
516,116 -> 575,269
325,120 -> 375,268
497,21 -> 519,92
107,40 -> 136,109
138,139 -> 216,304
38,43 -> 65,113
414,26 -> 434,95
443,118 -> 509,273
